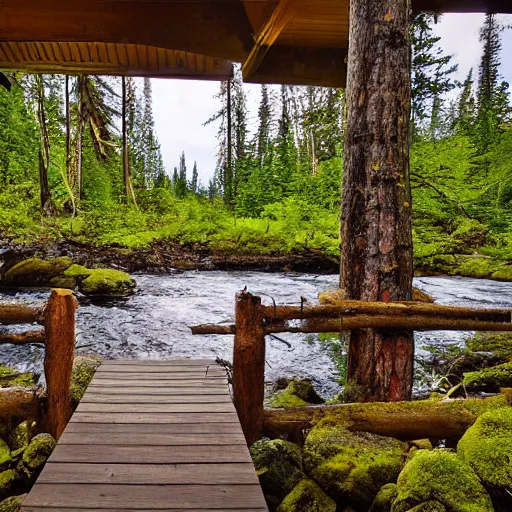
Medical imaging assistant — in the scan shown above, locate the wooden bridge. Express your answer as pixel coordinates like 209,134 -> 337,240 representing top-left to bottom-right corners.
21,359 -> 268,511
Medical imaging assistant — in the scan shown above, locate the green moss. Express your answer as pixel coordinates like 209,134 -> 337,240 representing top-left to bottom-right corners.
0,470 -> 16,496
277,479 -> 336,512
408,502 -> 446,512
458,408 -> 512,491
467,332 -> 512,360
304,419 -> 405,509
70,356 -> 101,405
250,439 -> 304,509
22,434 -> 55,471
78,268 -> 136,296
463,362 -> 512,392
8,421 -> 33,451
0,494 -> 27,512
391,449 -> 493,512
0,441 -> 10,471
3,257 -> 72,285
48,275 -> 77,289
0,364 -> 36,389
491,265 -> 512,281
62,264 -> 92,278
451,219 -> 490,248
454,256 -> 499,278
269,379 -> 324,408
369,483 -> 398,512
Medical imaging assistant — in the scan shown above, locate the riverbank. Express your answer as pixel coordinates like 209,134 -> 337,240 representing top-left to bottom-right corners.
3,238 -> 512,279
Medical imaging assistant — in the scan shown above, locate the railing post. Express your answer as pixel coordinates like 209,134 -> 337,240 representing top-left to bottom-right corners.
44,288 -> 78,440
233,291 -> 265,446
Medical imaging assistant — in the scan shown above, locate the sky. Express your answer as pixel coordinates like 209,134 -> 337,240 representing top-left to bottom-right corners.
150,13 -> 512,186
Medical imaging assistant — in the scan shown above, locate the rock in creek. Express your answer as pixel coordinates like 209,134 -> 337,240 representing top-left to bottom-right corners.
277,478 -> 336,512
0,494 -> 26,512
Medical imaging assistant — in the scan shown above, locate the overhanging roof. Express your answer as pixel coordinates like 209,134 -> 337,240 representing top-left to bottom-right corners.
0,0 -> 510,87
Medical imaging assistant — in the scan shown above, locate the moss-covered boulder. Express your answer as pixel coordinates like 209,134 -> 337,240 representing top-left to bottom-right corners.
467,332 -> 512,362
277,479 -> 336,512
250,439 -> 304,510
78,269 -> 136,297
21,434 -> 55,478
458,408 -> 512,504
391,449 -> 493,512
0,442 -> 10,472
491,266 -> 512,281
408,502 -> 447,512
369,483 -> 398,512
2,257 -> 72,286
0,470 -> 17,499
70,355 -> 102,405
0,494 -> 26,512
304,419 -> 405,509
463,361 -> 512,392
8,421 -> 33,452
0,365 -> 37,389
270,380 -> 324,408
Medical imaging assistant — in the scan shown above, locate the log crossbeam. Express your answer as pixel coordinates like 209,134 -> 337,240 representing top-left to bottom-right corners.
242,0 -> 297,81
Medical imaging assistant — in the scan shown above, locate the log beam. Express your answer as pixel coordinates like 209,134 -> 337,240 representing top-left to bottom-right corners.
0,330 -> 46,345
44,289 -> 78,440
233,291 -> 266,446
242,0 -> 297,81
0,304 -> 43,325
0,387 -> 42,419
263,395 -> 510,442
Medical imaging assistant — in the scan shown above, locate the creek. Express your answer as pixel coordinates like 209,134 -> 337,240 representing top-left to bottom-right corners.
1,271 -> 512,398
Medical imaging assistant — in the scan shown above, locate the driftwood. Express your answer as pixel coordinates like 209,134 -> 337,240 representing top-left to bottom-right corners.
0,304 -> 42,325
233,292 -> 266,446
44,289 -> 78,439
0,330 -> 46,344
263,395 -> 510,442
0,386 -> 42,419
261,301 -> 512,322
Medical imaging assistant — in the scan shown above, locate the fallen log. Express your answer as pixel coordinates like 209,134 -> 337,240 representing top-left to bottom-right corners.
191,324 -> 235,335
262,301 -> 512,322
0,329 -> 46,344
0,386 -> 42,419
263,395 -> 510,442
0,304 -> 42,325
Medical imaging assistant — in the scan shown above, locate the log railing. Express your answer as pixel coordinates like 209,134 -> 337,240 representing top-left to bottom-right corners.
191,290 -> 512,445
0,289 -> 78,439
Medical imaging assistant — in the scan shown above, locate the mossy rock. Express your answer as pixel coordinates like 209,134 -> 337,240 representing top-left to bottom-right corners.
250,439 -> 304,510
463,361 -> 512,392
277,479 -> 336,512
458,408 -> 512,498
62,264 -> 92,279
0,441 -> 10,472
70,356 -> 102,405
78,269 -> 136,297
270,380 -> 323,408
491,266 -> 512,281
0,494 -> 27,512
3,257 -> 72,286
0,364 -> 37,389
391,449 -> 493,512
22,434 -> 56,473
8,421 -> 33,452
412,288 -> 435,303
369,483 -> 398,512
0,470 -> 17,499
48,275 -> 77,289
408,502 -> 446,512
304,419 -> 405,509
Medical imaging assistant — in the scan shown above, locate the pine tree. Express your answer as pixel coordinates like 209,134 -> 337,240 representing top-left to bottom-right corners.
454,69 -> 476,135
175,151 -> 188,198
256,84 -> 271,168
190,161 -> 198,194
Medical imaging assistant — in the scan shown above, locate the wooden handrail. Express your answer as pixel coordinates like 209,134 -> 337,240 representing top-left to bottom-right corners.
0,289 -> 77,440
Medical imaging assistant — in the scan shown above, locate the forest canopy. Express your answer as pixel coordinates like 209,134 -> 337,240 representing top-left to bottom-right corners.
0,14 -> 511,276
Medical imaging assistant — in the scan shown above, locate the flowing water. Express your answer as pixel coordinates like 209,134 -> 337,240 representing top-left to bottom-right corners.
2,271 -> 512,398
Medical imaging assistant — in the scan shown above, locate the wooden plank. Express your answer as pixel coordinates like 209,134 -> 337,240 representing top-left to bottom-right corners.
49,444 -> 252,464
85,386 -> 229,395
90,379 -> 228,386
100,359 -> 216,366
97,366 -> 225,374
63,422 -> 242,435
58,432 -> 246,446
23,508 -> 267,512
70,412 -> 239,424
37,462 -> 258,484
22,484 -> 266,509
91,373 -> 227,380
75,403 -> 235,414
80,394 -> 233,403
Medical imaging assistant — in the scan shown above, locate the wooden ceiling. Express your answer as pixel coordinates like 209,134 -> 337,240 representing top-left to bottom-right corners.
0,0 -> 510,87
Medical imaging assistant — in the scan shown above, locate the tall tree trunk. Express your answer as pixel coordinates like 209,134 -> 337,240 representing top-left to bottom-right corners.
225,74 -> 233,205
65,75 -> 71,185
122,76 -> 137,206
35,75 -> 52,215
76,76 -> 85,200
340,0 -> 414,402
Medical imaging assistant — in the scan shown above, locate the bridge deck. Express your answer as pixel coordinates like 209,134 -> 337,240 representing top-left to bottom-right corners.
21,359 -> 268,511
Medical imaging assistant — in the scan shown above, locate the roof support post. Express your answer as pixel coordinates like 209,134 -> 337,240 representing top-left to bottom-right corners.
341,0 -> 414,402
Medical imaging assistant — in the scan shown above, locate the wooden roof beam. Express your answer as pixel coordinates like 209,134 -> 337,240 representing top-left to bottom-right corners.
242,0 -> 298,82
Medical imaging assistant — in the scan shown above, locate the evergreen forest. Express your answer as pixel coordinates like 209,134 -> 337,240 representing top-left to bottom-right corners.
1,14 -> 512,278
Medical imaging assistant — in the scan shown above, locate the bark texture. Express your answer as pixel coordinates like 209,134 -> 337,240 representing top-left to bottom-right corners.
232,291 -> 265,445
341,0 -> 413,402
44,288 -> 78,439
